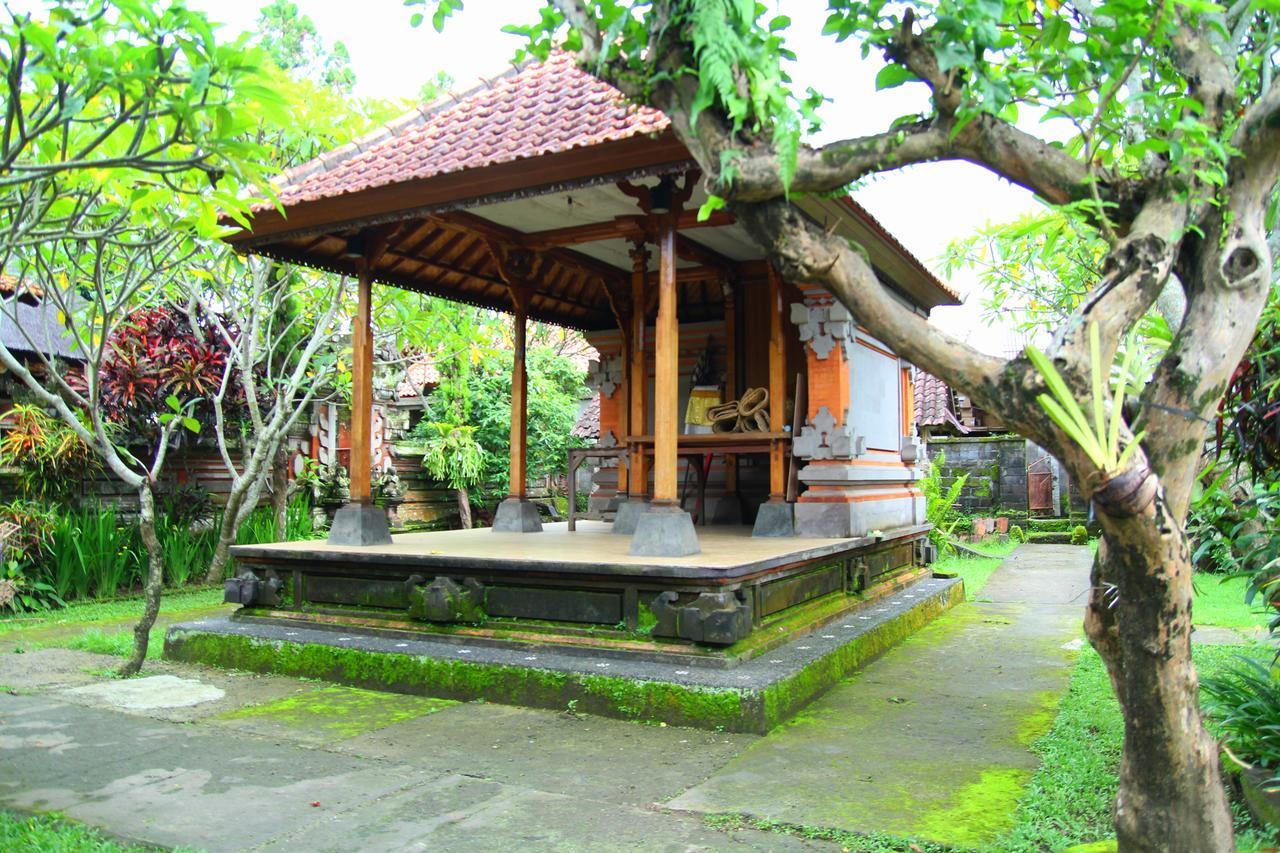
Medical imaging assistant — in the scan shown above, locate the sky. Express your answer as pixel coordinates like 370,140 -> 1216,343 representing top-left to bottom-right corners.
186,0 -> 1050,356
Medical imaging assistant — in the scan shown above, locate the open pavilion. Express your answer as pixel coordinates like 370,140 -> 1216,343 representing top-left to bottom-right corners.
220,52 -> 959,650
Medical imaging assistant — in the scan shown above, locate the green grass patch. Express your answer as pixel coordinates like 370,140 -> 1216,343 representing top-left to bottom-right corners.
0,810 -> 151,852
1193,574 -> 1271,630
0,587 -> 225,633
933,537 -> 1019,600
64,628 -> 164,660
995,644 -> 1280,852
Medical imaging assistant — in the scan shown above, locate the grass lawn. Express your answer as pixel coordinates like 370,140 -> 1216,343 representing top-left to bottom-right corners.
0,586 -> 228,660
1193,574 -> 1273,631
0,810 -> 152,852
998,644 -> 1279,852
931,537 -> 1021,600
0,586 -> 224,633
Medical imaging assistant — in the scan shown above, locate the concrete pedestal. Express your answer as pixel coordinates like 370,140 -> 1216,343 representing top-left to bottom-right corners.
611,498 -> 650,534
328,502 -> 393,546
752,500 -> 794,537
492,498 -> 543,533
629,505 -> 700,557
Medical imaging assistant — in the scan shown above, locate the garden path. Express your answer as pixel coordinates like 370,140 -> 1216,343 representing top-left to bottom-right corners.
666,543 -> 1093,848
0,545 -> 1092,851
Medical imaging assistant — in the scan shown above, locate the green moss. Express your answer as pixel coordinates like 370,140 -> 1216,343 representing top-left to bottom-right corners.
1014,689 -> 1065,747
169,580 -> 964,734
168,629 -> 751,730
215,685 -> 455,739
913,766 -> 1031,846
759,582 -> 964,730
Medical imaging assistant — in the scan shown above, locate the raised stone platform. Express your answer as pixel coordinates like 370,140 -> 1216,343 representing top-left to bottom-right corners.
166,575 -> 962,732
224,521 -> 932,649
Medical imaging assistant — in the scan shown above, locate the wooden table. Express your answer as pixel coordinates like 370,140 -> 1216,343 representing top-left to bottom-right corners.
567,446 -> 629,531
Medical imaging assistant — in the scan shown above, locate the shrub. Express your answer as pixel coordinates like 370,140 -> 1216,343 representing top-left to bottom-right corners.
1203,657 -> 1280,786
0,499 -> 57,561
1009,524 -> 1027,543
47,505 -> 139,600
0,558 -> 63,613
157,516 -> 216,587
1071,524 -> 1090,545
919,450 -> 969,553
0,404 -> 99,499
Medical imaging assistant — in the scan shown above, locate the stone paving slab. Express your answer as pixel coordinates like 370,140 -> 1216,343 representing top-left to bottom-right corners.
336,700 -> 750,806
0,687 -> 827,851
667,544 -> 1092,849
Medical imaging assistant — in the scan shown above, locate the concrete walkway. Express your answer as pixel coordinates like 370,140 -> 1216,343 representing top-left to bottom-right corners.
0,545 -> 1092,851
668,544 -> 1092,848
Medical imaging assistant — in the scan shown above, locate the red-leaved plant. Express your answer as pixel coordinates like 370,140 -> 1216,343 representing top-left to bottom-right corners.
96,306 -> 238,435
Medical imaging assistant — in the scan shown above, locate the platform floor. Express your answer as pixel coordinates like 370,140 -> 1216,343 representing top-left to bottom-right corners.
234,520 -> 876,573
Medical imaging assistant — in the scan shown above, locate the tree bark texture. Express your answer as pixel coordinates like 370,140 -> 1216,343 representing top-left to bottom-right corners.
456,486 -> 472,530
120,482 -> 164,677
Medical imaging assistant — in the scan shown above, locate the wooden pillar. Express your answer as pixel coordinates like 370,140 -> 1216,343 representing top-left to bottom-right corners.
507,289 -> 529,499
350,264 -> 374,503
628,241 -> 650,498
653,221 -> 679,506
767,263 -> 786,502
722,278 -> 738,495
615,328 -> 631,494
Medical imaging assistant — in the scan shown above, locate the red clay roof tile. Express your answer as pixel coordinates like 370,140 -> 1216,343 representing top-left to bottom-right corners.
271,53 -> 668,209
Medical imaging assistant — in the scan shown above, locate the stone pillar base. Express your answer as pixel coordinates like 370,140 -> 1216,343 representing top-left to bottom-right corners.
752,501 -> 794,537
328,502 -> 393,546
629,505 -> 700,556
611,498 -> 650,534
492,498 -> 543,533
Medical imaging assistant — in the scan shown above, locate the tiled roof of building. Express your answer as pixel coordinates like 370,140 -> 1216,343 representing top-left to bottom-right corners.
395,358 -> 442,400
268,52 -> 668,210
259,52 -> 959,306
572,395 -> 600,440
914,371 -> 952,427
0,274 -> 42,304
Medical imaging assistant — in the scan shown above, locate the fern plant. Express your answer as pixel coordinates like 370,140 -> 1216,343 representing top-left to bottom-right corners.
1026,321 -> 1145,474
920,450 -> 969,553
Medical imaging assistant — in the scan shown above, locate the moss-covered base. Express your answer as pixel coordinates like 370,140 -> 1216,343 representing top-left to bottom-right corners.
165,580 -> 963,733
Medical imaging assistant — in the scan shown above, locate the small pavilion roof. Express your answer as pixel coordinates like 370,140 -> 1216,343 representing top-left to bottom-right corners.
228,53 -> 960,331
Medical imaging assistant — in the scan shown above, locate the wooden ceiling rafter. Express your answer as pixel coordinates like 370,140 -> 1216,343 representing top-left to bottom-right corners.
523,208 -> 734,249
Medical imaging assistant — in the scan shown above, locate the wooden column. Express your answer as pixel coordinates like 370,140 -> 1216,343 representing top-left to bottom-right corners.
350,264 -> 374,503
507,287 -> 530,499
767,263 -> 787,503
653,221 -> 679,506
722,278 -> 738,495
628,241 -> 650,499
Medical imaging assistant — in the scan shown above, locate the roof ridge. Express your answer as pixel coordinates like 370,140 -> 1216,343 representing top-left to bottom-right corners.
274,59 -> 533,190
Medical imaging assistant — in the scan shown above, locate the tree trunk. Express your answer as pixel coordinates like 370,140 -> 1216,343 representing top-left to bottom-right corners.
456,487 -> 472,530
272,446 -> 289,540
1085,500 -> 1235,851
204,488 -> 245,585
120,482 -> 164,677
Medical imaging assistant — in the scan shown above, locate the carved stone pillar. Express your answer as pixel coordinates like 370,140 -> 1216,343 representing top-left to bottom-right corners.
790,288 -> 924,538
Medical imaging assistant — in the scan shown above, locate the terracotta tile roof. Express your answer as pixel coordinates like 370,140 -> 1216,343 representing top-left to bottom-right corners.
269,52 -> 669,209
395,358 -> 442,399
572,395 -> 600,439
914,370 -> 952,427
261,52 -> 957,307
0,274 -> 42,304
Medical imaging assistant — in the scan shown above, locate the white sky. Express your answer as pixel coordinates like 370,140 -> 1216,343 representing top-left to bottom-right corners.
186,0 -> 1051,356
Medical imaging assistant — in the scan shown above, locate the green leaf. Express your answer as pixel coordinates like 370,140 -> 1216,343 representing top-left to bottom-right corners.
697,195 -> 727,221
874,64 -> 918,91
183,417 -> 202,434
